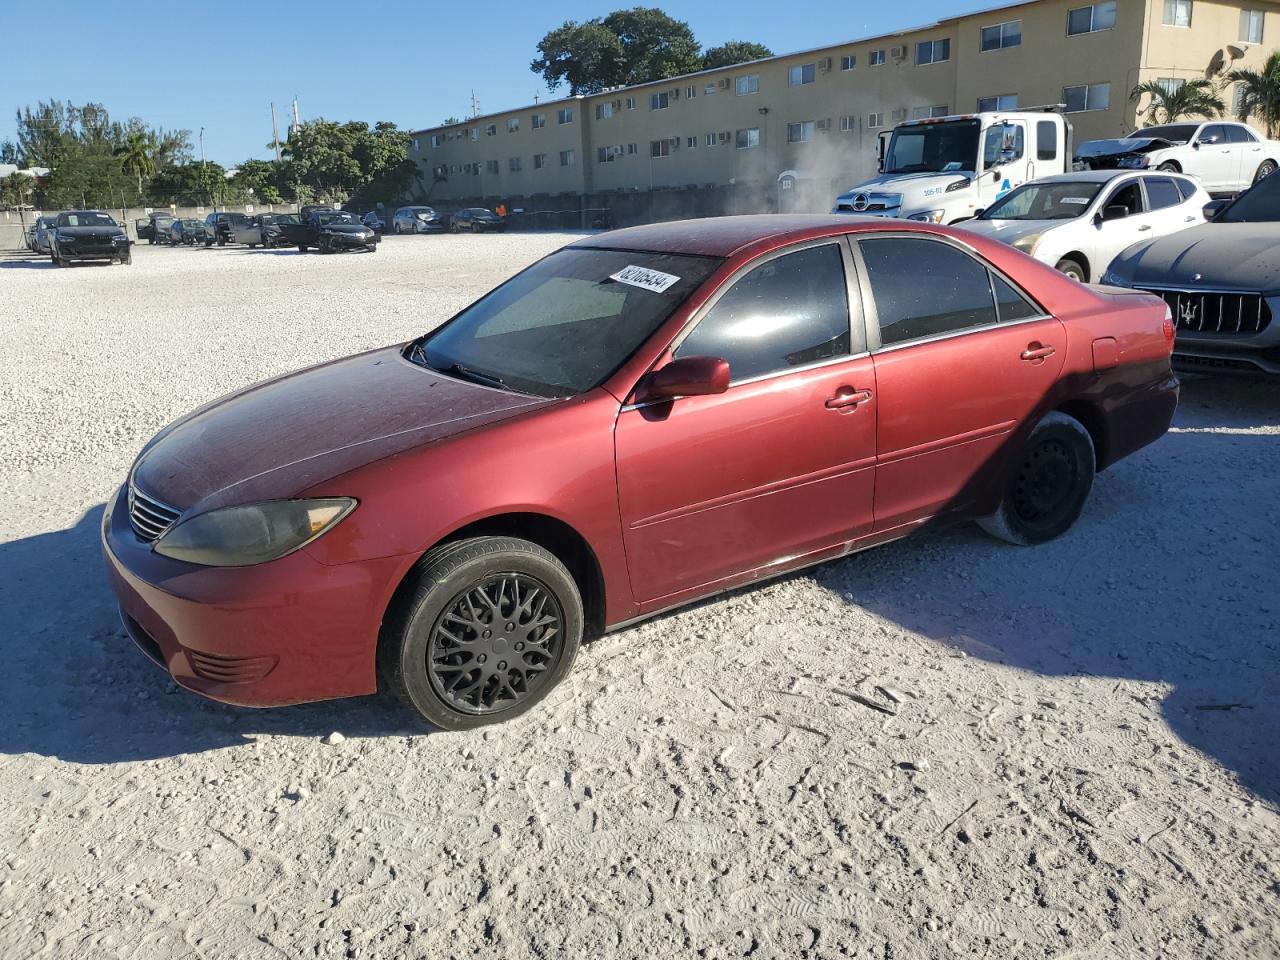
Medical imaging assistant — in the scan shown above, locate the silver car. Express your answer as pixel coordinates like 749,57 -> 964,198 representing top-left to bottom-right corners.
391,205 -> 445,234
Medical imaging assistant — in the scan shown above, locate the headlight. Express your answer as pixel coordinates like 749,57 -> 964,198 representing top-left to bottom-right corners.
153,498 -> 356,567
1011,232 -> 1044,255
1119,156 -> 1149,169
907,210 -> 946,223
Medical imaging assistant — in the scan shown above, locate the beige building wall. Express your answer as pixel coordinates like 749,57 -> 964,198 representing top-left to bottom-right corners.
407,0 -> 1279,208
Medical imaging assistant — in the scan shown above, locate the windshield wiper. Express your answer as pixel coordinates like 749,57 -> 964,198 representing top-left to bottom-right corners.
441,362 -> 509,390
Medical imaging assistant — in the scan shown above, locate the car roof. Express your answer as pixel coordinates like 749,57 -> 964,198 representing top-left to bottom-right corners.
572,214 -> 901,258
1025,170 -> 1149,184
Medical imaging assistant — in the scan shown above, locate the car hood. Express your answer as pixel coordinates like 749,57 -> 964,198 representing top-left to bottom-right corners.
1110,223 -> 1280,292
960,218 -> 1067,243
132,346 -> 552,513
1076,137 -> 1178,160
836,170 -> 975,199
57,225 -> 125,238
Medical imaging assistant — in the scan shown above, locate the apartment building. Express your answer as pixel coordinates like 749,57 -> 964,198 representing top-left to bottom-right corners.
408,0 -> 1278,220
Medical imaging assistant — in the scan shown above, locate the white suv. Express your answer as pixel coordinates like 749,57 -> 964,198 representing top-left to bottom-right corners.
1077,121 -> 1280,195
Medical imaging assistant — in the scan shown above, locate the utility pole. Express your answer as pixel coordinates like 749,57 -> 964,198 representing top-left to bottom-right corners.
271,102 -> 282,162
200,127 -> 209,211
471,91 -> 480,118
291,98 -> 301,135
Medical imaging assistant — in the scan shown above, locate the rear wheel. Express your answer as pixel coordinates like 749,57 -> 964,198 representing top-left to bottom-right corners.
380,537 -> 583,729
979,412 -> 1095,546
1054,257 -> 1087,283
1254,159 -> 1277,184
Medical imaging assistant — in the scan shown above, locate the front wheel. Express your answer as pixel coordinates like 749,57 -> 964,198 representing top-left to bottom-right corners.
120,251 -> 132,265
380,537 -> 583,730
1157,162 -> 1180,173
297,244 -> 307,253
1054,258 -> 1086,283
979,412 -> 1095,546
1254,159 -> 1277,184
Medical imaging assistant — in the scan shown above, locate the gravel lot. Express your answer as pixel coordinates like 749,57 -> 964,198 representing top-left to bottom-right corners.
1,236 -> 1277,959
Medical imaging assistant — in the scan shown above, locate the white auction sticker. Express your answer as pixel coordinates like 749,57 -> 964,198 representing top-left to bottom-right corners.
610,265 -> 681,293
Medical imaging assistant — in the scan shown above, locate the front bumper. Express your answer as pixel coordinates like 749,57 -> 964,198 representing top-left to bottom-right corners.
100,484 -> 408,707
324,232 -> 379,249
59,240 -> 130,260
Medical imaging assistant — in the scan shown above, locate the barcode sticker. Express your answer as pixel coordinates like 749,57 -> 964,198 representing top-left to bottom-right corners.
610,265 -> 681,293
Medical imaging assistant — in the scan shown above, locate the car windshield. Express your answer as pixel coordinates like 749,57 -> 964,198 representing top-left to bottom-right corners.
275,214 -> 300,224
58,212 -> 116,227
414,247 -> 722,398
413,208 -> 435,215
981,181 -> 1105,220
470,208 -> 494,216
884,120 -> 980,174
1134,124 -> 1198,143
316,211 -> 358,224
1218,172 -> 1280,223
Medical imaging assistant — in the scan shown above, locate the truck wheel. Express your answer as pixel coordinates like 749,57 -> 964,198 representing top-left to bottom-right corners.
1254,160 -> 1277,184
979,412 -> 1095,546
1054,258 -> 1086,283
379,537 -> 583,730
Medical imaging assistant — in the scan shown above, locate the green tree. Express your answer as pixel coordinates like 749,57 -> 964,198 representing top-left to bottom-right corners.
1228,50 -> 1280,138
532,7 -> 701,94
232,158 -> 284,204
700,40 -> 773,70
1129,79 -> 1224,125
113,130 -> 157,199
283,119 -> 417,205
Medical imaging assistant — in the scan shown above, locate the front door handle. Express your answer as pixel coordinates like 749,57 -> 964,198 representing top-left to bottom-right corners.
826,387 -> 872,409
1021,343 -> 1056,362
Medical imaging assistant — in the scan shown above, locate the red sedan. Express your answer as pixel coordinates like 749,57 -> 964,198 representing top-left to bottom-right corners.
103,216 -> 1178,729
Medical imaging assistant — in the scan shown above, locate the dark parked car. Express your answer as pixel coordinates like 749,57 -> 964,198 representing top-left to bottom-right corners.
204,211 -> 252,246
137,212 -> 176,244
104,215 -> 1177,729
169,219 -> 211,246
391,206 -> 445,234
1102,170 -> 1280,378
449,207 -> 505,233
30,215 -> 59,254
49,210 -> 131,266
259,213 -> 300,248
276,208 -> 379,253
361,210 -> 386,233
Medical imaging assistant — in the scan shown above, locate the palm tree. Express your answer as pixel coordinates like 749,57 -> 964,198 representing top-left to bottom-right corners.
113,131 -> 156,199
1228,50 -> 1280,139
1129,78 -> 1224,125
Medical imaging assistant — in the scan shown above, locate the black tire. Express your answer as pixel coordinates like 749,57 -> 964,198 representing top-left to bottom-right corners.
217,236 -> 226,247
248,242 -> 257,249
1157,161 -> 1180,172
297,244 -> 307,253
1254,159 -> 1277,184
366,243 -> 378,253
121,251 -> 132,265
148,238 -> 154,245
1054,257 -> 1087,283
380,536 -> 583,730
979,411 -> 1096,546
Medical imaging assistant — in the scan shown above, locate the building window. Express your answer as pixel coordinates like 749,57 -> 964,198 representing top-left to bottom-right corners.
532,113 -> 545,129
869,49 -> 885,66
560,149 -> 575,166
625,97 -> 637,109
430,134 -> 442,147
1162,0 -> 1191,25
839,115 -> 857,131
686,136 -> 698,148
1063,82 -> 1111,112
1157,77 -> 1186,95
789,63 -> 816,86
485,123 -> 497,136
981,20 -> 1022,50
977,94 -> 1019,111
1067,1 -> 1116,35
705,82 -> 717,94
486,159 -> 499,174
650,138 -> 676,158
557,107 -> 573,124
736,74 -> 759,95
627,143 -> 637,154
509,156 -> 522,172
787,121 -> 815,143
596,102 -> 614,119
469,128 -> 479,142
650,91 -> 670,110
735,127 -> 760,148
597,145 -> 620,163
912,104 -> 950,119
841,54 -> 856,70
868,112 -> 884,128
916,38 -> 951,64
1239,8 -> 1264,42
686,85 -> 698,98
507,118 -> 520,132
533,153 -> 547,169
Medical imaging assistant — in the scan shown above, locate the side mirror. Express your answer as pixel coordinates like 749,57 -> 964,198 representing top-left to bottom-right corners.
640,356 -> 730,402
1099,204 -> 1130,222
1202,199 -> 1229,220
973,208 -> 986,218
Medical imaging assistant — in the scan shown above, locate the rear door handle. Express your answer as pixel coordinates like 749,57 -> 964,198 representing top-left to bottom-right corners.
826,387 -> 872,409
1137,224 -> 1152,231
1021,344 -> 1056,361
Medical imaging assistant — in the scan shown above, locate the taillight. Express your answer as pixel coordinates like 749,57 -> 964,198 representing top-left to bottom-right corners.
1162,305 -> 1175,346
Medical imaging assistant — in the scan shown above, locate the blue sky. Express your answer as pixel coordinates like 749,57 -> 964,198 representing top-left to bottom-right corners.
4,0 -> 972,164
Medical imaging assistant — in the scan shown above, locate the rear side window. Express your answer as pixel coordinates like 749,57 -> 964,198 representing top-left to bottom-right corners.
1225,125 -> 1255,144
1144,176 -> 1183,210
860,238 -> 1000,345
675,244 -> 853,381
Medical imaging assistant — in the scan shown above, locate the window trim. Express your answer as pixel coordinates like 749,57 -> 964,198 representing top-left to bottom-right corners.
1066,0 -> 1116,35
916,38 -> 951,65
659,237 -> 870,392
1162,0 -> 1192,27
980,19 -> 1023,50
849,232 -> 1050,354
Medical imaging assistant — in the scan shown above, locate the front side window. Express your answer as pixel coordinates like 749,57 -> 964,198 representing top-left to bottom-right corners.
981,20 -> 1022,50
1240,8 -> 1264,42
675,244 -> 853,382
860,238 -> 1000,346
736,127 -> 760,148
1067,0 -> 1116,34
1163,0 -> 1192,26
787,121 -> 815,143
917,39 -> 951,64
1063,82 -> 1110,112
736,74 -> 759,95
1102,181 -> 1145,216
789,63 -> 816,85
1199,124 -> 1229,144
419,248 -> 721,398
983,122 -> 1025,167
1036,120 -> 1059,160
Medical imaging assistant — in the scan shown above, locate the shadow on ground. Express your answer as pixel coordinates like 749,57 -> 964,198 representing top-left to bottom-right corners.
0,379 -> 1274,806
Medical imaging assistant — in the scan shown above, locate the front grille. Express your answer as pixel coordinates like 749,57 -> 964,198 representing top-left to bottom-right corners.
1142,289 -> 1272,336
188,650 -> 278,684
128,483 -> 180,542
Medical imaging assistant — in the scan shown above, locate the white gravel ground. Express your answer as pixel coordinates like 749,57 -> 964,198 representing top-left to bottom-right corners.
0,237 -> 1277,959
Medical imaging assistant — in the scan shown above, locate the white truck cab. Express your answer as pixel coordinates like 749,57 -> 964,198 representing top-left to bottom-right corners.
833,111 -> 1073,224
